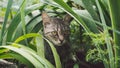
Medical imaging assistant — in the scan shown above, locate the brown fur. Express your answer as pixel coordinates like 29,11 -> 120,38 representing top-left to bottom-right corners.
42,12 -> 73,68
42,12 -> 72,46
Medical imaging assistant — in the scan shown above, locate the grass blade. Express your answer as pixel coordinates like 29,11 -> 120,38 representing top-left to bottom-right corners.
9,53 -> 34,68
14,33 -> 39,43
108,0 -> 120,68
20,0 -> 26,35
45,39 -> 62,68
96,0 -> 114,68
0,0 -> 13,44
19,44 -> 54,68
82,0 -> 100,21
6,4 -> 42,42
0,46 -> 44,68
35,35 -> 45,58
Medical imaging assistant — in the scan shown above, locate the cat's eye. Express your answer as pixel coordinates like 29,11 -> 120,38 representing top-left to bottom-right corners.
51,31 -> 57,36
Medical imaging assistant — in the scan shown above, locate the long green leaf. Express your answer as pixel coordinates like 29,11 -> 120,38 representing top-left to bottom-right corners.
54,0 -> 91,32
82,0 -> 100,21
14,33 -> 39,43
13,14 -> 42,42
108,0 -> 120,68
12,43 -> 54,68
19,44 -> 54,68
35,35 -> 45,58
0,46 -> 44,68
14,33 -> 54,68
20,0 -> 26,35
6,4 -> 42,42
26,14 -> 42,33
9,53 -> 34,68
0,0 -> 13,44
96,0 -> 114,68
74,10 -> 99,33
0,53 -> 13,59
45,39 -> 62,68
20,0 -> 28,45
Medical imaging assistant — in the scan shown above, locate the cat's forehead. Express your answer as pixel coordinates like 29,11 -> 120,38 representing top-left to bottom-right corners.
52,18 -> 63,24
44,18 -> 63,27
51,18 -> 69,29
44,17 -> 70,33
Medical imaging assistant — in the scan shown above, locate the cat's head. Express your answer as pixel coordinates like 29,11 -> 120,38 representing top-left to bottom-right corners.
42,12 -> 72,46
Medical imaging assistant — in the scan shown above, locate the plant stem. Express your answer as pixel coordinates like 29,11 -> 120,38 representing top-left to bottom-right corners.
108,0 -> 120,68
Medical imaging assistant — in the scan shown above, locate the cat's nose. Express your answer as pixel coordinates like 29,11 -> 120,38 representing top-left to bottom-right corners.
59,35 -> 64,41
60,39 -> 64,43
57,39 -> 63,44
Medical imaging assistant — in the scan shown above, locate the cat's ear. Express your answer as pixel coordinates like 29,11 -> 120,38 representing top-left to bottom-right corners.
42,12 -> 51,25
63,14 -> 72,25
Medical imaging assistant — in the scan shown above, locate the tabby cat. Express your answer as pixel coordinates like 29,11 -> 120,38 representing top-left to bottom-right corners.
42,12 -> 73,68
